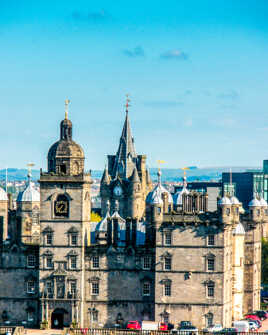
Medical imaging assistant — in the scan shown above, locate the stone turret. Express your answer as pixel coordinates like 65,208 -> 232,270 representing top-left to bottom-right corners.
218,196 -> 232,225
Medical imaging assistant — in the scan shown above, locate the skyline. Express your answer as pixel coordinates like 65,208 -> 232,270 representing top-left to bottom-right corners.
1,0 -> 268,170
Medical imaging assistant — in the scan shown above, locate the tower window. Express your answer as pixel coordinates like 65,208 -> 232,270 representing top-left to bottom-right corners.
59,164 -> 66,174
207,258 -> 215,271
91,282 -> 99,295
70,256 -> 77,269
46,256 -> 53,269
164,257 -> 172,270
164,231 -> 172,245
143,282 -> 150,296
164,282 -> 171,296
207,235 -> 215,246
92,256 -> 100,269
27,255 -> 36,268
71,234 -> 78,246
207,282 -> 215,298
46,233 -> 53,245
142,256 -> 151,270
27,280 -> 35,294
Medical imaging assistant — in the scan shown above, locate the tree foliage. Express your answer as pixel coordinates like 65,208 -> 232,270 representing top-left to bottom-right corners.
262,238 -> 268,284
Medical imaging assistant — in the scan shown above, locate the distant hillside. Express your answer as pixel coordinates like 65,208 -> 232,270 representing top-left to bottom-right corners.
0,166 -> 261,183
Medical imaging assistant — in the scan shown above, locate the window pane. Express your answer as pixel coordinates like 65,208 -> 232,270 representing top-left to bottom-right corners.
143,282 -> 150,296
71,234 -> 77,245
70,256 -> 77,269
92,282 -> 99,295
27,255 -> 35,267
46,256 -> 53,268
143,256 -> 151,270
164,231 -> 172,245
164,283 -> 171,296
92,256 -> 99,269
207,258 -> 215,271
164,257 -> 171,270
46,233 -> 52,245
207,235 -> 215,246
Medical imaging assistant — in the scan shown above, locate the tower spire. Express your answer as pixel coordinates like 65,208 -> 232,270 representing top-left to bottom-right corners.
125,94 -> 130,113
65,99 -> 70,120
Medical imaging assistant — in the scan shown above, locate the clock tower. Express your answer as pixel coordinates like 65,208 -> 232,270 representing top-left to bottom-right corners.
39,101 -> 91,329
100,99 -> 152,219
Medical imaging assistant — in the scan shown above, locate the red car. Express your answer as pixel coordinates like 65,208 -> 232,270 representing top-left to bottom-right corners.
159,322 -> 168,331
127,321 -> 141,330
245,315 -> 261,321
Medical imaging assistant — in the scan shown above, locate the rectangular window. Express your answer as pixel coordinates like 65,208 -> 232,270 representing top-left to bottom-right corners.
92,256 -> 100,269
27,311 -> 34,322
143,282 -> 150,296
164,231 -> 172,246
207,235 -> 215,246
207,284 -> 215,298
164,282 -> 171,296
70,281 -> 77,295
142,256 -> 151,270
46,256 -> 53,269
71,234 -> 77,246
46,233 -> 53,245
27,255 -> 35,268
91,282 -> 99,295
207,258 -> 215,271
92,311 -> 98,322
164,257 -> 172,270
70,256 -> 77,269
27,281 -> 35,294
46,281 -> 53,298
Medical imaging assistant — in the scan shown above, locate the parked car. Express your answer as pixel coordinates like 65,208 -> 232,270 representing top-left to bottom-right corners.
245,314 -> 261,321
203,324 -> 223,332
176,321 -> 198,334
126,320 -> 141,330
247,319 -> 261,328
221,327 -> 238,335
248,321 -> 258,331
232,321 -> 249,332
254,310 -> 268,320
159,322 -> 168,331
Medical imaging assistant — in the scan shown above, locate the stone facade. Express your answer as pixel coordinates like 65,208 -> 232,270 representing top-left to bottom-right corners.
0,106 -> 266,330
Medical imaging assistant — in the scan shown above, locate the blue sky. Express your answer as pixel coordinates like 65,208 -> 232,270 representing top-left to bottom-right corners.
1,0 -> 268,171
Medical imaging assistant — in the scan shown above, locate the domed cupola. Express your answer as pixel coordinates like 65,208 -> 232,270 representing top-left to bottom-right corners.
230,196 -> 240,205
47,100 -> 85,176
17,170 -> 40,203
173,175 -> 190,206
248,194 -> 261,207
259,192 -> 268,207
218,196 -> 232,206
146,169 -> 173,205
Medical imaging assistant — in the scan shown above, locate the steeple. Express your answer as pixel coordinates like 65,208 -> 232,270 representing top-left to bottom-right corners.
101,165 -> 110,185
113,95 -> 137,179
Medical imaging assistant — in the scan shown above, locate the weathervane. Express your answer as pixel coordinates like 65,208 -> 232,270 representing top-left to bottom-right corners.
125,94 -> 131,113
65,99 -> 70,119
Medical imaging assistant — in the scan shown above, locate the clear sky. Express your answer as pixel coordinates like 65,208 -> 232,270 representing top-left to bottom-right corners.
1,0 -> 268,171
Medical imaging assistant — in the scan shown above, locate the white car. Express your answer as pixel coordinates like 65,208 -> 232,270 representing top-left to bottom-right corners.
204,324 -> 223,332
248,321 -> 258,331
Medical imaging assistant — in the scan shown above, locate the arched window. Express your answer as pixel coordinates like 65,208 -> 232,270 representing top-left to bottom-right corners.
54,194 -> 69,218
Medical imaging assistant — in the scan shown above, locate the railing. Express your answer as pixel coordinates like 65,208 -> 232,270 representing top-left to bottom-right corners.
71,330 -> 268,335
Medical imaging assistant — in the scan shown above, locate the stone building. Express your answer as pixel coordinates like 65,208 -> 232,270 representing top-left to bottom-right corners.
0,100 -> 266,329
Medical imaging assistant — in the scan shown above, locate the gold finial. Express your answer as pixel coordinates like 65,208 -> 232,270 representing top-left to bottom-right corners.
181,167 -> 189,177
65,99 -> 70,119
125,94 -> 131,113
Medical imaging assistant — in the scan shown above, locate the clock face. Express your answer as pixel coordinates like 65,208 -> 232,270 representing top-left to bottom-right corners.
113,186 -> 122,197
54,200 -> 68,217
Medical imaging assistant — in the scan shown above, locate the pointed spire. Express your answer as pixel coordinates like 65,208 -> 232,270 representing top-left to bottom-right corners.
101,165 -> 110,184
114,95 -> 137,179
157,168 -> 162,185
131,166 -> 140,183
